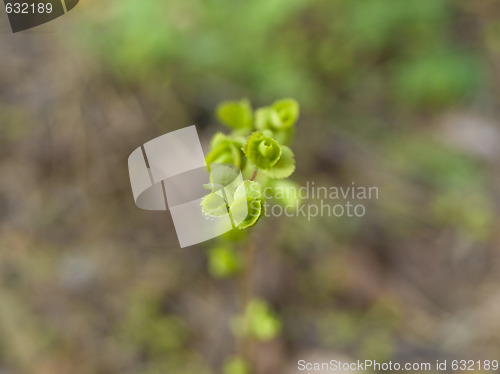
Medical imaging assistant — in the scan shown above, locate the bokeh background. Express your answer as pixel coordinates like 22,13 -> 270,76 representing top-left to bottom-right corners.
1,0 -> 500,373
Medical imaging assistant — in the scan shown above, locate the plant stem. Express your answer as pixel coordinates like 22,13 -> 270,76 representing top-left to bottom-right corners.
238,233 -> 256,364
250,170 -> 258,181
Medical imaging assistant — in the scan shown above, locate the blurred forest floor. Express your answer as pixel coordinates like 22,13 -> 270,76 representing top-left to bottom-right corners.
2,1 -> 500,373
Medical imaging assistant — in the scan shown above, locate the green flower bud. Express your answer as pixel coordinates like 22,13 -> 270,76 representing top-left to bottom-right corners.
260,145 -> 295,179
272,98 -> 299,130
206,133 -> 246,170
243,132 -> 282,169
255,107 -> 281,131
255,98 -> 299,132
216,99 -> 253,130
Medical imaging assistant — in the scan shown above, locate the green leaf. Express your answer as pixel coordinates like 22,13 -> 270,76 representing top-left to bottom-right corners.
216,99 -> 253,130
208,164 -> 240,188
201,192 -> 228,217
261,145 -> 295,179
206,133 -> 247,169
255,99 -> 300,132
234,180 -> 264,202
270,180 -> 301,207
211,132 -> 246,150
207,143 -> 242,167
261,129 -> 274,138
208,247 -> 243,279
243,132 -> 282,169
272,98 -> 300,130
230,197 -> 262,229
255,107 -> 282,131
210,132 -> 228,149
233,181 -> 266,226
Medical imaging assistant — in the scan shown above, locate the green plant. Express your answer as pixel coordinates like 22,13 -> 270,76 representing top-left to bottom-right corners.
202,98 -> 300,371
202,98 -> 298,228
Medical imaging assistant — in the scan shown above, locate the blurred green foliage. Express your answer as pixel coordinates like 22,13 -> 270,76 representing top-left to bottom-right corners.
392,52 -> 481,109
317,298 -> 401,361
78,0 -> 483,110
431,192 -> 494,241
223,356 -> 251,374
208,247 -> 243,279
232,299 -> 282,342
386,136 -> 485,188
119,291 -> 189,356
115,290 -> 215,373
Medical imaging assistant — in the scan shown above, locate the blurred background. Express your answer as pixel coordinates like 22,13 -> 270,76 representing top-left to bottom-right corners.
1,0 -> 500,373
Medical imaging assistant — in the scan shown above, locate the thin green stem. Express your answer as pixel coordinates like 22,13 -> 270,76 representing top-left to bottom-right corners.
250,170 -> 258,181
237,233 -> 256,365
